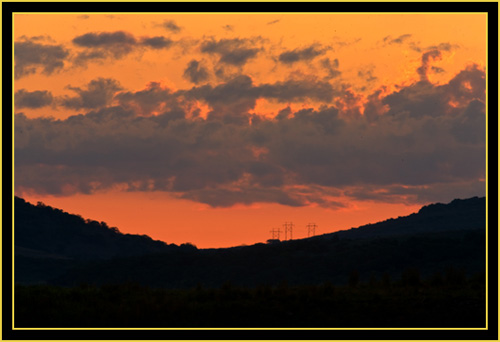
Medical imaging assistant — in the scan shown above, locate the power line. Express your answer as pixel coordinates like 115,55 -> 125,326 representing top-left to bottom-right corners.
283,221 -> 294,240
270,227 -> 281,240
306,223 -> 317,237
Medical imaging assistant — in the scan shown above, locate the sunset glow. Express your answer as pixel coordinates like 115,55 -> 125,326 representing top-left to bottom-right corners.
14,13 -> 486,248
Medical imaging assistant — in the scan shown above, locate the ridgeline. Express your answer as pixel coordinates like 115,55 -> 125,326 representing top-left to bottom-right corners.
14,196 -> 486,288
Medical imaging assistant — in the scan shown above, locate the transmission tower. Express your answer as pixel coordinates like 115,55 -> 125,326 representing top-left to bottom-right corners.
307,223 -> 317,237
283,221 -> 294,240
270,227 -> 281,240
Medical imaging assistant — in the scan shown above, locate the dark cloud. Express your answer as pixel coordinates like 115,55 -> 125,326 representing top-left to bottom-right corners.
72,31 -> 174,65
410,41 -> 458,53
450,99 -> 485,144
15,64 -> 485,208
446,64 -> 486,103
73,31 -> 136,47
184,75 -> 257,124
384,34 -> 412,44
357,68 -> 377,87
431,66 -> 445,74
162,20 -> 181,33
344,179 -> 485,205
61,78 -> 123,110
381,63 -> 485,121
278,44 -> 329,64
14,38 -> 69,79
417,49 -> 442,82
18,35 -> 56,43
183,60 -> 210,84
321,58 -> 341,79
15,89 -> 54,109
73,49 -> 109,66
259,78 -> 337,103
181,75 -> 338,123
267,19 -> 280,25
200,38 -> 260,66
72,31 -> 137,59
179,187 -> 305,208
275,106 -> 292,120
331,37 -> 362,50
222,25 -> 234,31
141,36 -> 173,49
116,81 -> 172,115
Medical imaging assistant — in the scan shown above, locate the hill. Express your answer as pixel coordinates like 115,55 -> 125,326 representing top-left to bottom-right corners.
14,197 -> 196,284
14,196 -> 486,288
322,196 -> 486,241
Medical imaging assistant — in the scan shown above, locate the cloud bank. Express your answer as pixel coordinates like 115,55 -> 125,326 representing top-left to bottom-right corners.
15,59 -> 486,208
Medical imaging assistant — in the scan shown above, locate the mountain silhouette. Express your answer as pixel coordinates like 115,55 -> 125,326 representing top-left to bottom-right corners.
14,197 -> 193,260
321,196 -> 485,241
14,196 -> 486,287
14,197 -> 196,284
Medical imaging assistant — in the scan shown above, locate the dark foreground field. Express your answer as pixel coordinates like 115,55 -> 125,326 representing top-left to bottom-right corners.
15,269 -> 485,328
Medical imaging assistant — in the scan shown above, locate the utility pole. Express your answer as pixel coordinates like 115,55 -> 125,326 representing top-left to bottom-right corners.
307,223 -> 317,237
283,221 -> 294,240
270,227 -> 281,240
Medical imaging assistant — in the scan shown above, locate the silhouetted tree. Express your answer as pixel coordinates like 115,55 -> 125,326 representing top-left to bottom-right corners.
401,268 -> 421,287
348,270 -> 359,288
445,266 -> 466,287
381,272 -> 392,288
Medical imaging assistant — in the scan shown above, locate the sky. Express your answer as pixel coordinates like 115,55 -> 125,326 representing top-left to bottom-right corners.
13,13 -> 487,248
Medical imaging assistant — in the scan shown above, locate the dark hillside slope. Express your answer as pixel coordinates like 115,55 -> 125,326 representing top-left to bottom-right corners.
14,196 -> 486,288
14,197 -> 196,284
55,227 -> 485,288
53,197 -> 486,288
324,197 -> 486,241
14,197 -> 184,260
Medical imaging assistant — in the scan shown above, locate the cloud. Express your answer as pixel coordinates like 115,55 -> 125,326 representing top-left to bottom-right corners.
116,81 -> 172,115
383,34 -> 412,45
331,37 -> 362,50
141,36 -> 173,49
358,69 -> 377,83
72,31 -> 174,65
60,78 -> 123,110
381,63 -> 484,121
179,186 -> 305,208
183,60 -> 210,84
258,78 -> 337,103
73,31 -> 136,50
278,44 -> 329,64
186,75 -> 337,104
73,50 -> 109,66
15,89 -> 54,109
417,49 -> 442,82
410,41 -> 459,53
72,32 -> 135,65
450,99 -> 485,144
344,179 -> 485,205
431,66 -> 445,74
320,58 -> 341,79
14,38 -> 69,79
180,75 -> 338,124
200,38 -> 261,66
161,20 -> 181,33
267,19 -> 280,25
15,65 -> 485,208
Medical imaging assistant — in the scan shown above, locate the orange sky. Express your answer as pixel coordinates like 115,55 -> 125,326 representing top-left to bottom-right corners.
14,13 -> 487,248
